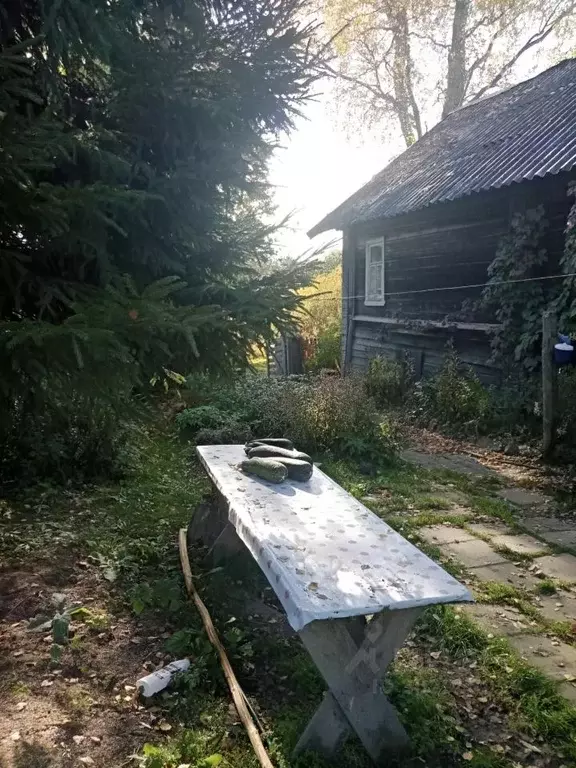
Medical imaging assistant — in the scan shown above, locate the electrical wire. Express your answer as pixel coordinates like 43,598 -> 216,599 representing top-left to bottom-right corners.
304,271 -> 576,302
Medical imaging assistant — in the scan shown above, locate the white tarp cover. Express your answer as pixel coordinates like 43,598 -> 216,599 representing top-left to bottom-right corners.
197,445 -> 472,631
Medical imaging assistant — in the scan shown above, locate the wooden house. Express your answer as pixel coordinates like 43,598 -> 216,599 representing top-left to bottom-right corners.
309,59 -> 576,383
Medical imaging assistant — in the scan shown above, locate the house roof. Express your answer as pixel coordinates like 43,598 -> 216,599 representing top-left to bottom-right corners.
309,59 -> 576,237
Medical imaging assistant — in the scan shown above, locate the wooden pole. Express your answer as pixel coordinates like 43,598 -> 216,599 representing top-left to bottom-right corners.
542,311 -> 557,456
178,530 -> 275,768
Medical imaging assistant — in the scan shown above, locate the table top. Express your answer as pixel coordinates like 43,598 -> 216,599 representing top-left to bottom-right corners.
197,445 -> 472,631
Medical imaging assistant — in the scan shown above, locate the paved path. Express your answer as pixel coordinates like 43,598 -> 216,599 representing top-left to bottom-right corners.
419,506 -> 576,702
404,449 -> 576,703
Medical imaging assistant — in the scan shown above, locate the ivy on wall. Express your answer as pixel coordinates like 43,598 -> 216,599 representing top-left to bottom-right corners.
474,185 -> 576,373
477,205 -> 549,371
553,182 -> 576,327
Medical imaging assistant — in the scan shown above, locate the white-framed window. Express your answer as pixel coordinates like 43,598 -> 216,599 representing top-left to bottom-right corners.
364,237 -> 385,306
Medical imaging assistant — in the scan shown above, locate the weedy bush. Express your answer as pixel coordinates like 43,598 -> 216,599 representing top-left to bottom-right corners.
304,322 -> 341,372
179,373 -> 399,463
281,374 -> 398,461
366,355 -> 413,405
412,345 -> 490,434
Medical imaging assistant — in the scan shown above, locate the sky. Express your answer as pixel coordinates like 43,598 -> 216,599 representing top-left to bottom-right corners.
268,83 -> 405,259
267,26 -> 568,262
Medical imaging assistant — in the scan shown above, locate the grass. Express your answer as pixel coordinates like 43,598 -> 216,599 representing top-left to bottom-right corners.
536,578 -> 559,595
418,605 -> 576,759
4,429 -> 576,768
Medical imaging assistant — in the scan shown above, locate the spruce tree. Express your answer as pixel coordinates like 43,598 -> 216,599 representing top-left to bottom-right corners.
0,0 -> 322,483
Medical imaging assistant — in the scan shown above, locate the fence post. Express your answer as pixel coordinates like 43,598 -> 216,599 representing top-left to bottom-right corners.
542,311 -> 557,456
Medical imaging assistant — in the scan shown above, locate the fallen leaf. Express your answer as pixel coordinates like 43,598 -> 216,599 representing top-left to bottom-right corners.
157,721 -> 172,732
519,739 -> 542,754
15,702 -> 27,712
10,731 -> 21,742
13,651 -> 24,658
307,582 -> 319,591
563,674 -> 576,682
90,736 -> 101,744
41,679 -> 54,687
73,735 -> 85,745
462,752 -> 473,761
430,651 -> 441,660
79,758 -> 95,765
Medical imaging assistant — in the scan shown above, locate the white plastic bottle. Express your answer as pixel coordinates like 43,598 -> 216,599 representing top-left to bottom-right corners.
136,658 -> 190,697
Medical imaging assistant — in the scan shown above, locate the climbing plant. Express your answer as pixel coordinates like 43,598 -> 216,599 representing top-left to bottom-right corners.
553,183 -> 576,326
477,206 -> 549,371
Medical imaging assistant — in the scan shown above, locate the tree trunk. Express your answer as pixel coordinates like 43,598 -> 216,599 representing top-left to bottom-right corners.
443,0 -> 471,118
391,8 -> 421,147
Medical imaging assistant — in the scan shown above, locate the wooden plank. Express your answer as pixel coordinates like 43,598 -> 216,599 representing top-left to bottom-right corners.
209,523 -> 246,565
342,227 -> 356,373
296,609 -> 423,761
293,691 -> 350,758
353,315 -> 499,333
542,311 -> 557,456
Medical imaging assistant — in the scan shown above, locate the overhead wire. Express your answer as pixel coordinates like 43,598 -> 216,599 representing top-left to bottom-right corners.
302,270 -> 576,302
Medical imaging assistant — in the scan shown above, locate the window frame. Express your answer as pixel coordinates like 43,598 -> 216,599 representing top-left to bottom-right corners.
364,237 -> 386,306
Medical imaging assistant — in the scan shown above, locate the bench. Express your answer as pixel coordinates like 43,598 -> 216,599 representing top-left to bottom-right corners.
194,444 -> 472,763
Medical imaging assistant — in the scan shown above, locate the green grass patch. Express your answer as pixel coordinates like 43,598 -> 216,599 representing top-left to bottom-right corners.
535,578 -> 558,595
419,605 -> 576,759
467,495 -> 517,525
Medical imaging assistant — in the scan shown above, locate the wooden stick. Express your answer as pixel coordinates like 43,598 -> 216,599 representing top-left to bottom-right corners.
178,529 -> 275,768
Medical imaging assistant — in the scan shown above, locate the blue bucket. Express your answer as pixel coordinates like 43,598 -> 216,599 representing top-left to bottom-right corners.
554,342 -> 574,365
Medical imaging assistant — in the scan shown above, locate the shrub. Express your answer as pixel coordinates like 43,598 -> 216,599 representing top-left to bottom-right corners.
178,373 -> 399,464
305,322 -> 341,372
195,425 -> 252,445
412,346 -> 490,434
0,393 -> 128,489
366,355 -> 412,405
175,405 -> 230,433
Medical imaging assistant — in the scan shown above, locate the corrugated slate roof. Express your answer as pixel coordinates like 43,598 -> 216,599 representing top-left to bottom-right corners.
309,59 -> 576,237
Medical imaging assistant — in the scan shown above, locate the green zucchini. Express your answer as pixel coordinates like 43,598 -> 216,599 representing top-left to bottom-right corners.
245,437 -> 294,453
274,457 -> 313,481
241,457 -> 287,484
247,445 -> 312,464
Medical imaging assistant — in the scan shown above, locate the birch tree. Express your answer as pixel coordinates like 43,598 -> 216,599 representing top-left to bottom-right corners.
323,0 -> 576,146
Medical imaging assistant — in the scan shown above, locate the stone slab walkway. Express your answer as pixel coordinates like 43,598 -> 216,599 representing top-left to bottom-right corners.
417,492 -> 576,704
400,443 -> 576,703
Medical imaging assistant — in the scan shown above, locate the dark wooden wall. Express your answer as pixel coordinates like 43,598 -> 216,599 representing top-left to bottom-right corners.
343,171 -> 574,382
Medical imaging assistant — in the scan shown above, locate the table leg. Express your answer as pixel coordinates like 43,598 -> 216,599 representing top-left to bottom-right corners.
209,522 -> 245,565
294,608 -> 422,764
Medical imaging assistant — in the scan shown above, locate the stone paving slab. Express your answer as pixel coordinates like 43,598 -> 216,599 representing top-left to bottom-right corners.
467,561 -> 541,591
521,515 -> 576,534
509,634 -> 576,681
534,529 -> 576,548
559,681 -> 576,703
465,604 -> 531,636
533,594 -> 576,624
442,538 -> 507,568
497,487 -> 550,507
402,450 -> 496,476
467,522 -> 511,538
532,553 -> 576,583
491,533 -> 550,556
419,526 -> 475,546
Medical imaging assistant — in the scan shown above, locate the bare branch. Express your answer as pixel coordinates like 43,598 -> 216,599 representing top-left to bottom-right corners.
471,2 -> 576,101
409,30 -> 449,49
322,62 -> 399,108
